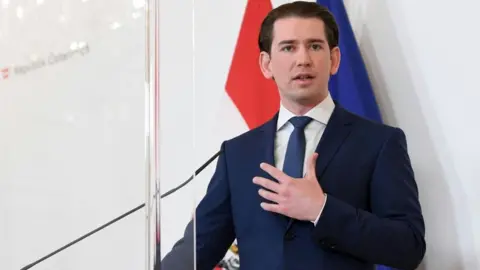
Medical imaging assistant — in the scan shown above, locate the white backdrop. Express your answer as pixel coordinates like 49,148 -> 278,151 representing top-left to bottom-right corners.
1,0 -> 479,270
0,0 -> 147,269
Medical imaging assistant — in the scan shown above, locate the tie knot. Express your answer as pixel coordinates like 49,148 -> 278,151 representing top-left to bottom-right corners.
289,116 -> 312,129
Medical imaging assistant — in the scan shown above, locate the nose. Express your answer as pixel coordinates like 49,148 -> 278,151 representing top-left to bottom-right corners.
296,46 -> 312,67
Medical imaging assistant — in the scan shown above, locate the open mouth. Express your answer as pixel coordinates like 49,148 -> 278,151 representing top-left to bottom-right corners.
293,74 -> 315,82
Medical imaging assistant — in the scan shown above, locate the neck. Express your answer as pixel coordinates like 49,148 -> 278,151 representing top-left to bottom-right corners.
281,94 -> 327,116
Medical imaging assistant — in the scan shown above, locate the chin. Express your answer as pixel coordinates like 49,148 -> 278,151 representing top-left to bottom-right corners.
292,89 -> 321,99
288,94 -> 319,105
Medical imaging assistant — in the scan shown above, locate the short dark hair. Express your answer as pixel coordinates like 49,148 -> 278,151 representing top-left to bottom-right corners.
258,1 -> 339,54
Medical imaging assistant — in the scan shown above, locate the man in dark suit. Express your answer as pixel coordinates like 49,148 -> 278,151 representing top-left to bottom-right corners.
161,1 -> 426,269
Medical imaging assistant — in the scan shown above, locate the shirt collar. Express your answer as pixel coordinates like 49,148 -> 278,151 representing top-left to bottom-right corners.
277,93 -> 335,131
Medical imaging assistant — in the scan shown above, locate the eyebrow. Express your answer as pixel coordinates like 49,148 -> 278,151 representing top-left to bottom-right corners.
277,39 -> 326,46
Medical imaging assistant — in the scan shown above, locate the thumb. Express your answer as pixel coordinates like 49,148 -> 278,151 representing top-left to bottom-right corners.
305,152 -> 319,180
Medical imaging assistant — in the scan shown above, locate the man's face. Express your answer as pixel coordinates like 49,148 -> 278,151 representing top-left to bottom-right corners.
260,17 -> 340,107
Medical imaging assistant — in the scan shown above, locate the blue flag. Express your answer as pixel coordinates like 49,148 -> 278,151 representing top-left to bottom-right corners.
316,1 -> 390,270
317,0 -> 382,122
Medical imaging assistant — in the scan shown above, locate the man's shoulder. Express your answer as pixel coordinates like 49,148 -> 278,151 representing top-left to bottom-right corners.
340,107 -> 406,141
226,121 -> 270,144
221,117 -> 275,152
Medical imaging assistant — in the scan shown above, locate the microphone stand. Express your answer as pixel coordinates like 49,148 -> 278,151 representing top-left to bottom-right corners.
20,150 -> 221,270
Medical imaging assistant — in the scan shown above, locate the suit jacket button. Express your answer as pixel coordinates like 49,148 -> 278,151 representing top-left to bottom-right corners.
284,232 -> 295,241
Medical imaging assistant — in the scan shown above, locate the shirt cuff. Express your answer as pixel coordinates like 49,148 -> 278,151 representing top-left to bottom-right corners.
312,193 -> 327,226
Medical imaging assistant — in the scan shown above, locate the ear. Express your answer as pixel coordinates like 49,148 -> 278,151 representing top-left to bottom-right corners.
329,46 -> 341,75
259,51 -> 273,79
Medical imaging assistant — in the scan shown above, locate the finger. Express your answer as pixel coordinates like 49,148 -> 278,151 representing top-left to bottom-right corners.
305,152 -> 319,179
260,202 -> 286,215
253,177 -> 282,193
258,188 -> 283,203
260,162 -> 291,182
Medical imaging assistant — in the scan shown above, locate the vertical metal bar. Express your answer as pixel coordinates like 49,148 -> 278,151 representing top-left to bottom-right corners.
144,0 -> 155,268
153,0 -> 161,267
191,0 -> 197,268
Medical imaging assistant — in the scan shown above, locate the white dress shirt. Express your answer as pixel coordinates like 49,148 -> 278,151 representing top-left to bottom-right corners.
274,93 -> 335,225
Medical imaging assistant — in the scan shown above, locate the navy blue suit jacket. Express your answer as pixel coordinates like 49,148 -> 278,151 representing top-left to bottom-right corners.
161,105 -> 426,270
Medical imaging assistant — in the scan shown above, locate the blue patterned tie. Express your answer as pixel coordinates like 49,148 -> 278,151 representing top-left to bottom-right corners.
282,116 -> 313,178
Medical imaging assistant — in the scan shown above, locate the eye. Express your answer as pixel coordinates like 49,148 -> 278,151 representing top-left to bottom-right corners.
311,44 -> 322,50
281,45 -> 294,52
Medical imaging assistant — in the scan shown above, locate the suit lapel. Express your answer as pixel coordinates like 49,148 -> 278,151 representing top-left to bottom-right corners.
253,112 -> 291,225
314,105 -> 355,180
260,112 -> 277,174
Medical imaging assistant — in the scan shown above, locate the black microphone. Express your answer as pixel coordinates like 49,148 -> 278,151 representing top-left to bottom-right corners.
20,150 -> 221,270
